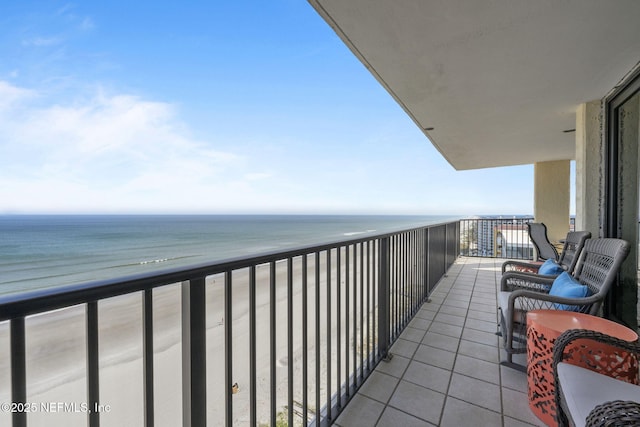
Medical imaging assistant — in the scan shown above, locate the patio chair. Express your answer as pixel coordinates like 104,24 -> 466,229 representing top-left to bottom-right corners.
502,230 -> 591,275
529,222 -> 559,261
498,238 -> 630,368
552,329 -> 640,427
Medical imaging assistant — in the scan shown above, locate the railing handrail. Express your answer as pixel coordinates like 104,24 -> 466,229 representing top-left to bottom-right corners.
0,219 -> 460,322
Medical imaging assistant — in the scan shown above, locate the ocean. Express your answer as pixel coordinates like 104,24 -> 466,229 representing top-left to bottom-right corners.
0,214 -> 458,295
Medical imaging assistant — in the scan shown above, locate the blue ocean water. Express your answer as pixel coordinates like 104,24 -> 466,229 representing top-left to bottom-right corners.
0,215 -> 457,295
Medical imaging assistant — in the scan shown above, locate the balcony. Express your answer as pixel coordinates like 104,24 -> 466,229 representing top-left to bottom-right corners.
0,218 -> 553,427
332,256 -> 541,427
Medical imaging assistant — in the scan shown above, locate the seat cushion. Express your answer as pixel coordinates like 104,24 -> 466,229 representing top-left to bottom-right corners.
549,272 -> 591,310
498,291 -> 528,327
558,362 -> 640,427
538,258 -> 564,275
498,291 -> 523,326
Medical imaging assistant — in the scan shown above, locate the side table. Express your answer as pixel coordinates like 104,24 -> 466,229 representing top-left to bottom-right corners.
526,310 -> 638,427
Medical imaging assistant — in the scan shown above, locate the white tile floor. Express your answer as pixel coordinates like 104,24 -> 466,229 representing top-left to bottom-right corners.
332,257 -> 546,427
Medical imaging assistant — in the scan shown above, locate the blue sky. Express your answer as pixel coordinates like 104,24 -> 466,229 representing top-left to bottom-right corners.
0,1 -> 546,215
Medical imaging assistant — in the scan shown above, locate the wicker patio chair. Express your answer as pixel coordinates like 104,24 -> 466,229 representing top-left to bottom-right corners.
529,222 -> 559,260
552,329 -> 640,427
502,230 -> 591,274
498,238 -> 630,368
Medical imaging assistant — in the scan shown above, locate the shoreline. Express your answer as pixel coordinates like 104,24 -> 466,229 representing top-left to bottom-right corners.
0,214 -> 455,295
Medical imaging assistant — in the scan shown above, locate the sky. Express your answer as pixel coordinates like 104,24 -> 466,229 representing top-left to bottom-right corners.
0,1 -> 551,216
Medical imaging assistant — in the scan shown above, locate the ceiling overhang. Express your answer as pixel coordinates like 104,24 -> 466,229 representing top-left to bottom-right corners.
309,0 -> 640,170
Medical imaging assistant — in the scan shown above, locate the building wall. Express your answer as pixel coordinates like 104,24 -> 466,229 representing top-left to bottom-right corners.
575,100 -> 604,237
534,160 -> 571,244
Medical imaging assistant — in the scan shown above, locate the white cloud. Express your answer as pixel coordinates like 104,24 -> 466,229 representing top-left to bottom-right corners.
0,81 -> 35,110
21,36 -> 63,47
79,17 -> 95,31
55,3 -> 74,17
0,81 -> 258,213
54,3 -> 95,31
244,172 -> 272,181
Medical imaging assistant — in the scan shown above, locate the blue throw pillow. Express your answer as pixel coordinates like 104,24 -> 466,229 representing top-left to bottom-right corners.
538,258 -> 564,275
549,272 -> 591,310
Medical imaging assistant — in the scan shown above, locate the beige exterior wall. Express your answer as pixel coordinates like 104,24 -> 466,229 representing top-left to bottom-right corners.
534,160 -> 571,244
575,100 -> 603,236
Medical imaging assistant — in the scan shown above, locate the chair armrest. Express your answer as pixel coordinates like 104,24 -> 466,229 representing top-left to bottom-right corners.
507,288 -> 604,314
502,288 -> 557,314
552,329 -> 640,368
552,329 -> 640,426
501,260 -> 542,274
501,271 -> 556,292
586,400 -> 640,427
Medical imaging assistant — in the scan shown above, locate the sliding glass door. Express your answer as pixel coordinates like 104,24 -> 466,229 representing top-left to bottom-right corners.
605,68 -> 640,328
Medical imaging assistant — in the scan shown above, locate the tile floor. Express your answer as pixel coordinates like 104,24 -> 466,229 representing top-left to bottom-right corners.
333,256 -> 545,427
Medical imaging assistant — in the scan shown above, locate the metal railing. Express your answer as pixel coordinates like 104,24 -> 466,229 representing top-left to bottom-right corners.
0,220 -> 459,427
459,217 -> 535,260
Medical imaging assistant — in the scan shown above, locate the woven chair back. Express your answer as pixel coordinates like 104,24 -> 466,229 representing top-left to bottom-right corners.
573,238 -> 630,314
527,223 -> 559,261
557,231 -> 591,273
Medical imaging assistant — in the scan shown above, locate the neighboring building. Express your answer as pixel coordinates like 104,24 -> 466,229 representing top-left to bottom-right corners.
494,224 -> 534,259
461,217 -> 533,259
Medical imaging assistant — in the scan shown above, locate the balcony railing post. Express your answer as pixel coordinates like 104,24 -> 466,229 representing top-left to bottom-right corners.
456,221 -> 460,257
423,228 -> 429,298
181,278 -> 207,427
377,237 -> 391,359
143,289 -> 154,427
87,301 -> 100,427
445,224 -> 449,270
224,271 -> 233,427
10,317 -> 26,427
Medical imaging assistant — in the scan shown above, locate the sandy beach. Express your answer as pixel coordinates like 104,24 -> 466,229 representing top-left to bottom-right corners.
0,248 -> 379,426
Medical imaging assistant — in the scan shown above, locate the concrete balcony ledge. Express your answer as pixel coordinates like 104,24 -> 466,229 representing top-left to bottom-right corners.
332,256 -> 545,427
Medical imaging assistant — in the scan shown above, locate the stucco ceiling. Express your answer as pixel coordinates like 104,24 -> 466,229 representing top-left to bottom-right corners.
309,0 -> 640,170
